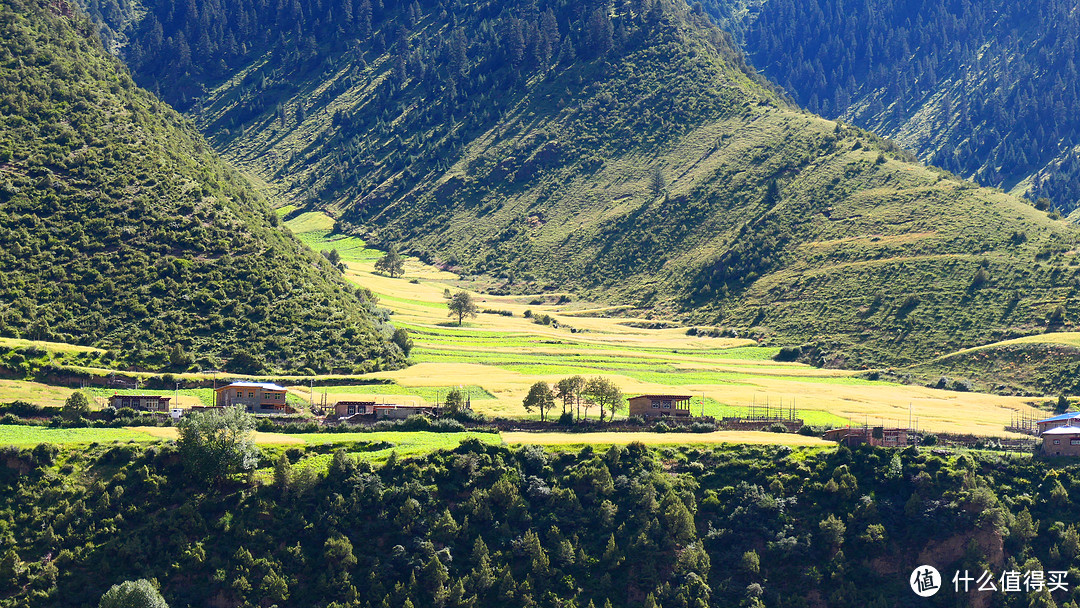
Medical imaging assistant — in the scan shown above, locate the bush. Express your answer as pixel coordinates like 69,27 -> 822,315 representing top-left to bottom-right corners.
0,401 -> 43,418
371,415 -> 466,433
99,579 -> 168,608
625,415 -> 645,426
557,411 -> 575,426
774,346 -> 802,362
690,421 -> 717,433
31,443 -> 58,467
921,434 -> 938,446
798,425 -> 823,437
766,423 -> 789,433
449,408 -> 487,424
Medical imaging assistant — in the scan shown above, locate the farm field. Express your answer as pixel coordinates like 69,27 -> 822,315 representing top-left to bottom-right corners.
0,216 -> 1059,441
0,425 -> 816,456
283,213 -> 1051,438
0,425 -> 162,446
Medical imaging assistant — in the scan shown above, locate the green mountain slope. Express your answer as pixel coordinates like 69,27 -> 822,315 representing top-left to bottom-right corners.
83,0 -> 1080,366
694,0 -> 1080,213
0,0 -> 403,374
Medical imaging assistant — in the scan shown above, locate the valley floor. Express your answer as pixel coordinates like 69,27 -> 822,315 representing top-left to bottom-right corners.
0,211 -> 1065,442
282,213 -> 1052,439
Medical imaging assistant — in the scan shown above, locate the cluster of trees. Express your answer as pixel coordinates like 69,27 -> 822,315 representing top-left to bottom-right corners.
4,435 -> 1080,607
701,0 -> 1080,211
0,0 -> 404,374
524,376 -> 624,423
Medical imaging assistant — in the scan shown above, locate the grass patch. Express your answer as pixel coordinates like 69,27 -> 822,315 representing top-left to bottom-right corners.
0,425 -> 160,446
296,431 -> 503,464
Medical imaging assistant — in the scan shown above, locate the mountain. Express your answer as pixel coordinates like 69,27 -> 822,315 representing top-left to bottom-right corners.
694,0 -> 1080,214
85,0 -> 1080,367
0,0 -> 403,374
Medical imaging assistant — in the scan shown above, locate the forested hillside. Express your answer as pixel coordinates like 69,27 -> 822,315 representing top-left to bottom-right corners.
0,440 -> 1076,607
695,0 -> 1080,213
0,0 -> 403,374
77,0 -> 1080,366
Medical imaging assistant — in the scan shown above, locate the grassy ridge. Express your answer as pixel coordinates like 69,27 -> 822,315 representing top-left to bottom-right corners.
0,0 -> 401,374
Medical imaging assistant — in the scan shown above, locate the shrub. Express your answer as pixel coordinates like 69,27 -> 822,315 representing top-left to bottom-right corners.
774,346 -> 802,362
99,579 -> 168,608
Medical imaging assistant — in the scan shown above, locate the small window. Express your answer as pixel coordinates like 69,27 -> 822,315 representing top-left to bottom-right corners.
237,391 -> 242,397
662,401 -> 671,409
248,391 -> 254,398
652,401 -> 660,409
1071,439 -> 1080,446
1055,439 -> 1062,445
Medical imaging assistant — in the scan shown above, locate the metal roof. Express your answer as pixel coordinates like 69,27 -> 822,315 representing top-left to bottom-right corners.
1041,425 -> 1080,435
630,394 -> 694,400
1037,412 -> 1080,424
217,382 -> 287,391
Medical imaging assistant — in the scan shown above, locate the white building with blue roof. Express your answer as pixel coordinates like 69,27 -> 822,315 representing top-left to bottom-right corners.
1037,412 -> 1080,435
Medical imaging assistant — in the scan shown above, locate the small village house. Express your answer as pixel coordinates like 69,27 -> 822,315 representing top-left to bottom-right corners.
108,394 -> 171,412
1036,412 -> 1080,435
1042,425 -> 1080,456
215,382 -> 289,413
332,400 -> 436,421
628,394 -> 693,419
822,426 -> 909,447
372,404 -> 436,420
334,400 -> 376,417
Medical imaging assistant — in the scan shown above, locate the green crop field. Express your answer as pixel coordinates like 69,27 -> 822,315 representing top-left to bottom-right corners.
0,425 -> 160,446
258,432 -> 504,475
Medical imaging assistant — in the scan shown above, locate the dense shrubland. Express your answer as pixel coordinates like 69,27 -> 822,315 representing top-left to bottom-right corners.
1,439 -> 1080,607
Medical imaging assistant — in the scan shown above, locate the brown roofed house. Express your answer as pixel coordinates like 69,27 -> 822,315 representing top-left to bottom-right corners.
628,394 -> 693,419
